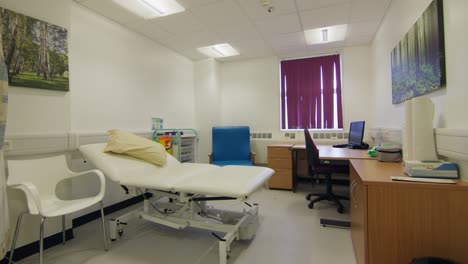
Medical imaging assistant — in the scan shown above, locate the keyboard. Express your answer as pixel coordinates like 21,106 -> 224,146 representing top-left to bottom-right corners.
333,144 -> 349,148
391,176 -> 456,184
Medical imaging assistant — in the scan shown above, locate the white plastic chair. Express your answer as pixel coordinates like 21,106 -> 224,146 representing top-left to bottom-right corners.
6,155 -> 108,264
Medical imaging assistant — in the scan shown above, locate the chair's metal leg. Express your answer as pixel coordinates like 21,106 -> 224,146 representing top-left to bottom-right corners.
62,215 -> 66,245
40,217 -> 46,264
8,211 -> 27,264
99,201 -> 108,251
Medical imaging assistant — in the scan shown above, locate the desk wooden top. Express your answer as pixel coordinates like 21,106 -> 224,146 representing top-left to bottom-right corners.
292,144 -> 374,160
351,159 -> 468,190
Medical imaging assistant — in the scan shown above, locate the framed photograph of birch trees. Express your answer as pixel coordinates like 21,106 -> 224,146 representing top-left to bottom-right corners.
390,0 -> 445,104
1,8 -> 69,91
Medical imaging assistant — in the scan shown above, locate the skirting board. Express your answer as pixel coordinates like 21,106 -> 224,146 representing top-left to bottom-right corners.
0,229 -> 73,264
73,194 -> 147,228
0,195 -> 146,264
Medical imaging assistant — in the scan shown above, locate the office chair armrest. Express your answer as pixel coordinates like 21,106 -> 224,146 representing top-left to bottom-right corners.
69,169 -> 106,200
250,151 -> 256,165
9,182 -> 43,215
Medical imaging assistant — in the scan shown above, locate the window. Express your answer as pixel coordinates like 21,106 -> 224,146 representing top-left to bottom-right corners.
280,54 -> 343,130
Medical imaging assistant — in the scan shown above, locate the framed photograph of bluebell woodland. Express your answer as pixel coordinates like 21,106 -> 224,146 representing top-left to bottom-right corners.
1,8 -> 69,91
391,0 -> 445,104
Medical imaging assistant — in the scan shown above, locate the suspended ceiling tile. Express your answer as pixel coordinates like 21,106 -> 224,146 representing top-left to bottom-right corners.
236,0 -> 297,20
254,13 -> 302,36
306,41 -> 345,51
296,0 -> 351,11
190,0 -> 247,26
210,20 -> 261,43
177,31 -> 226,49
145,12 -> 206,36
350,0 -> 391,22
74,0 -> 390,61
300,3 -> 351,30
176,0 -> 221,9
265,32 -> 307,50
347,20 -> 381,37
80,0 -> 143,24
229,38 -> 274,56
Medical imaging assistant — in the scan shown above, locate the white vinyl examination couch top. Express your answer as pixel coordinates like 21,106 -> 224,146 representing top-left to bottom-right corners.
79,143 -> 274,264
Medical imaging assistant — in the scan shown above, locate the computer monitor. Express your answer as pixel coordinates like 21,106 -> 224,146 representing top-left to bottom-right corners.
348,121 -> 365,147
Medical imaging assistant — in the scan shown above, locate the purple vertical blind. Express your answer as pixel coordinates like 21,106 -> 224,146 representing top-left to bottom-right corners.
280,54 -> 343,130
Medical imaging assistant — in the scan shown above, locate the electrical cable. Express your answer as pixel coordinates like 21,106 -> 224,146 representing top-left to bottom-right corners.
141,191 -> 186,215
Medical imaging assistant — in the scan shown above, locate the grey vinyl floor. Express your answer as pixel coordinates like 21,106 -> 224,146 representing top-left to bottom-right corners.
13,183 -> 356,264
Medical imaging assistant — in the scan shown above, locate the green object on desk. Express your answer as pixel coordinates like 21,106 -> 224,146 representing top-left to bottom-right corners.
368,146 -> 378,157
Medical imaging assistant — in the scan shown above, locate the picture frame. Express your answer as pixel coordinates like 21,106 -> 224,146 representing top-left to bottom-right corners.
1,8 -> 69,91
391,0 -> 446,104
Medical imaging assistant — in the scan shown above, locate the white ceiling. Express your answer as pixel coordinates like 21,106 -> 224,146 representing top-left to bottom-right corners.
74,0 -> 392,62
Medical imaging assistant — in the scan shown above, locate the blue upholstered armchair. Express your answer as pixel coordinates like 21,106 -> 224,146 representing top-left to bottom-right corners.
209,126 -> 255,166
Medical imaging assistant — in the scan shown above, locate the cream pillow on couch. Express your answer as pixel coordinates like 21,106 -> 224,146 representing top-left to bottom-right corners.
104,129 -> 167,166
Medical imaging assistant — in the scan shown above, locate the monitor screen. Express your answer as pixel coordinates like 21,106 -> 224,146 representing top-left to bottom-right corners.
348,121 -> 365,146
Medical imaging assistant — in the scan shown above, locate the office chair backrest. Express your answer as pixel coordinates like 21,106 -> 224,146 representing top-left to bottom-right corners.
304,129 -> 320,167
212,126 -> 251,162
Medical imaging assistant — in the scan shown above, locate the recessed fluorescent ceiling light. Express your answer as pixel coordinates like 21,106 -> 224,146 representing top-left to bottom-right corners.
197,43 -> 240,58
304,24 -> 348,45
113,0 -> 185,19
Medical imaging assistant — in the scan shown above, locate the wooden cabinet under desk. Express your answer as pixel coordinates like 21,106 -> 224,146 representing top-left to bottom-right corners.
350,159 -> 468,264
267,144 -> 293,190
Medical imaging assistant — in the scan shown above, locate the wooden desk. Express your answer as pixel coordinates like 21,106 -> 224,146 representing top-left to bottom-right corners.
291,144 -> 374,191
350,159 -> 468,264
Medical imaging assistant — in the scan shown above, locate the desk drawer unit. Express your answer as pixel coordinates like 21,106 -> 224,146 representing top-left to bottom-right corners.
267,144 -> 293,190
350,160 -> 468,264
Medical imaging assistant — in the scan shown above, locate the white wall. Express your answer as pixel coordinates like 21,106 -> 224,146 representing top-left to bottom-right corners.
219,47 -> 373,163
70,3 -> 195,132
194,59 -> 221,163
1,0 -> 197,249
220,56 -> 280,130
371,0 -> 468,129
69,2 -> 196,217
341,46 -> 375,129
220,47 -> 374,134
371,0 -> 468,180
3,0 -> 71,134
1,0 -> 73,251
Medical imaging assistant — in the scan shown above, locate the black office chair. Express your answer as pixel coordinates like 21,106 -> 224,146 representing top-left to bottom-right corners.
304,129 -> 349,213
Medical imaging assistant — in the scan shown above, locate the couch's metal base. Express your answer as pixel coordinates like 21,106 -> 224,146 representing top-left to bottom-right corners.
109,190 -> 259,264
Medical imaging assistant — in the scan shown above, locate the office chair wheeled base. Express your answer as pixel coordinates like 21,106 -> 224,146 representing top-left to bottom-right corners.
307,193 -> 349,214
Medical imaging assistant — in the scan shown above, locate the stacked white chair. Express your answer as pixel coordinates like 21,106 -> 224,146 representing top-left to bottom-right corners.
6,155 -> 108,264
